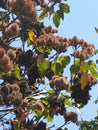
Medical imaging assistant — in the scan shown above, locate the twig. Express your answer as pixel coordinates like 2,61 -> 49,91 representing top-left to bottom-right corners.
0,106 -> 18,112
55,121 -> 69,130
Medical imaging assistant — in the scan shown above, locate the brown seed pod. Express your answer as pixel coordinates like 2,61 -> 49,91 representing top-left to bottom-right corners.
0,47 -> 6,59
13,83 -> 20,92
34,102 -> 44,110
0,55 -> 10,66
2,61 -> 13,72
63,111 -> 78,123
7,49 -> 16,60
11,119 -> 19,125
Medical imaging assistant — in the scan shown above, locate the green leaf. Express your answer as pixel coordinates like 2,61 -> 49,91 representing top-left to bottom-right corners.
37,58 -> 49,76
53,12 -> 60,28
47,90 -> 55,95
39,12 -> 48,20
14,65 -> 21,80
47,114 -> 52,122
36,46 -> 51,53
57,10 -> 64,20
36,46 -> 45,53
42,99 -> 49,106
64,98 -> 73,107
51,62 -> 62,75
89,67 -> 98,78
81,62 -> 89,72
59,56 -> 70,67
27,38 -> 31,46
0,72 -> 5,78
88,60 -> 98,70
60,3 -> 70,13
70,64 -> 79,76
75,59 -> 81,65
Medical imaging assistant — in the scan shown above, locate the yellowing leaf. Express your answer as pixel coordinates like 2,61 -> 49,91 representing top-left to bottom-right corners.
28,31 -> 36,42
80,72 -> 88,90
79,66 -> 84,73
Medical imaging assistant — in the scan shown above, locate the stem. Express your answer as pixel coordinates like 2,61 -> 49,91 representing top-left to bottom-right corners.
55,121 -> 69,130
0,106 -> 18,112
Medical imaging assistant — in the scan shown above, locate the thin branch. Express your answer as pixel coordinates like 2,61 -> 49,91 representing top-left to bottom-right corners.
55,121 -> 70,130
0,106 -> 18,112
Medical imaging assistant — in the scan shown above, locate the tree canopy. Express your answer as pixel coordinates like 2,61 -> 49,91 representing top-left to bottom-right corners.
0,0 -> 98,130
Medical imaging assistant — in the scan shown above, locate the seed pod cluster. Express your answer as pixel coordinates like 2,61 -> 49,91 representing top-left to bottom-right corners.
21,120 -> 47,130
49,75 -> 70,91
0,47 -> 13,72
63,111 -> 78,123
4,22 -> 20,39
9,0 -> 37,23
41,25 -> 58,34
34,33 -> 69,53
0,83 -> 22,106
69,36 -> 96,60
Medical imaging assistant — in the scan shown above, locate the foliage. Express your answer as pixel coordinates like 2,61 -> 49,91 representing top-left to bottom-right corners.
0,0 -> 98,130
79,114 -> 98,130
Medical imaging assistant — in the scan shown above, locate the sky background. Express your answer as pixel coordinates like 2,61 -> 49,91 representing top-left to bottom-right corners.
44,0 -> 98,129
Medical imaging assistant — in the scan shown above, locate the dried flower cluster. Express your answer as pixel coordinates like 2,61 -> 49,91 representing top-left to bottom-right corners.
4,22 -> 20,39
63,111 -> 78,123
33,0 -> 47,7
0,76 -> 33,106
0,47 -> 13,72
34,33 -> 69,53
0,21 -> 7,31
41,25 -> 58,34
69,36 -> 96,60
0,83 -> 22,106
7,49 -> 17,60
9,0 -> 37,23
49,75 -> 70,90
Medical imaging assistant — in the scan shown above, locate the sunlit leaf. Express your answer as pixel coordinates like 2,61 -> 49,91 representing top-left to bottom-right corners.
89,67 -> 98,78
37,54 -> 49,76
0,72 -> 5,78
42,99 -> 49,106
57,56 -> 70,68
47,114 -> 52,122
80,72 -> 88,90
88,60 -> 98,70
27,38 -> 31,46
51,62 -> 62,75
75,59 -> 81,65
28,31 -> 35,42
64,99 -> 73,107
53,12 -> 60,28
81,62 -> 89,72
47,90 -> 55,94
14,65 -> 21,80
36,46 -> 51,53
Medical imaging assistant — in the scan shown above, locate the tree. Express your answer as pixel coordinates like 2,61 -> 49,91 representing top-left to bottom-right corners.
0,0 -> 98,130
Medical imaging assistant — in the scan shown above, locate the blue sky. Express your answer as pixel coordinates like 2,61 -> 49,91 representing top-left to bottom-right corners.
44,0 -> 98,129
